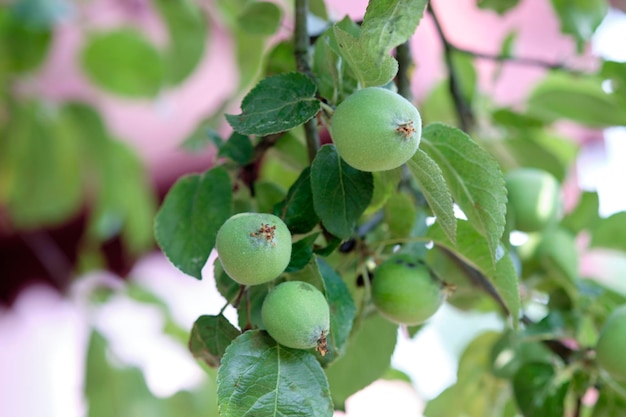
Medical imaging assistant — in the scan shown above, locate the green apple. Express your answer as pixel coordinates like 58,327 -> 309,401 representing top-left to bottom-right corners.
261,281 -> 330,353
215,212 -> 291,286
331,87 -> 422,172
372,253 -> 445,325
505,168 -> 560,233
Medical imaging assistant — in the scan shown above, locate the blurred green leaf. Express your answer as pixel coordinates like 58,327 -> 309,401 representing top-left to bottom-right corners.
562,191 -> 600,233
154,0 -> 208,84
226,72 -> 320,136
527,72 -> 626,127
237,2 -> 282,36
217,330 -> 333,417
217,132 -> 254,165
551,0 -> 608,50
325,313 -> 398,410
477,0 -> 520,14
590,211 -> 626,253
154,167 -> 232,279
428,220 -> 520,322
0,8 -> 52,74
82,29 -> 164,97
59,103 -> 156,253
512,362 -> 569,417
311,145 -> 373,239
1,103 -> 82,228
86,331 -> 219,417
425,332 -> 515,417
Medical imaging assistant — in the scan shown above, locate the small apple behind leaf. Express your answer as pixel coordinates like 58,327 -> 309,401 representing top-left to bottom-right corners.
371,254 -> 446,325
330,87 -> 422,172
505,168 -> 561,233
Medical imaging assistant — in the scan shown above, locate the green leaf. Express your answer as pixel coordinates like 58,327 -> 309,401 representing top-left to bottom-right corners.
217,330 -> 333,417
427,220 -> 520,321
88,139 -> 157,254
512,362 -> 569,417
310,145 -> 373,239
286,234 -> 319,273
154,0 -> 208,84
527,72 -> 626,127
86,331 -> 219,417
274,167 -> 320,234
602,60 -> 626,101
217,132 -> 254,165
55,103 -> 156,253
333,0 -> 428,87
0,8 -> 52,74
561,191 -> 600,233
333,29 -> 397,89
312,17 -> 360,104
591,211 -> 626,253
154,167 -> 232,279
425,332 -> 513,417
214,258 -> 240,302
490,330 -> 554,378
226,72 -> 320,136
592,382 -> 626,417
254,180 -> 286,214
1,102 -> 82,228
237,1 -> 282,36
550,0 -> 607,49
181,124 -> 223,153
317,258 -> 356,364
421,123 -> 507,262
81,29 -> 164,97
325,314 -> 398,409
188,314 -> 240,367
85,331 -> 163,417
477,0 -> 520,14
238,284 -> 270,330
407,148 -> 456,243
494,135 -> 571,182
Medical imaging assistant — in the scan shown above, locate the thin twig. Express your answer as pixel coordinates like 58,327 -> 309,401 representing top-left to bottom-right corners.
452,46 -> 572,71
395,42 -> 414,101
428,4 -> 475,132
294,0 -> 320,162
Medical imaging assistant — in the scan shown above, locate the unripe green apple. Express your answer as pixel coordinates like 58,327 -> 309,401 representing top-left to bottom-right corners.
261,281 -> 330,354
372,254 -> 445,325
215,212 -> 291,286
505,168 -> 561,233
331,87 -> 422,172
596,305 -> 626,381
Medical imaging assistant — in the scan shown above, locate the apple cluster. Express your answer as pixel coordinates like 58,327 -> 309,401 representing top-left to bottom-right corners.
215,212 -> 330,354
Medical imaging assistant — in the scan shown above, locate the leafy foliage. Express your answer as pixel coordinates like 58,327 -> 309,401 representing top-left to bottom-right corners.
4,0 -> 626,416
